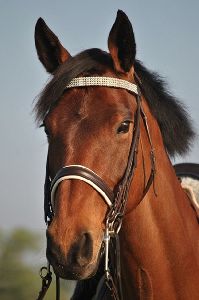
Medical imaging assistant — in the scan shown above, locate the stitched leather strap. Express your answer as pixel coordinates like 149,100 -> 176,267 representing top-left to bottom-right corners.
51,165 -> 114,208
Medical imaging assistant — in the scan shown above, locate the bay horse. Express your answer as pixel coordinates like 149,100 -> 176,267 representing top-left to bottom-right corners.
34,10 -> 199,300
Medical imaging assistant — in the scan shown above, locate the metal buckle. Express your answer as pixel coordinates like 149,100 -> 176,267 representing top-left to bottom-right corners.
39,263 -> 52,284
104,226 -> 111,274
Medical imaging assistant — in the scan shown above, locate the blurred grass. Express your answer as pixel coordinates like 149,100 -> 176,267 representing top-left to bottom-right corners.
0,228 -> 75,299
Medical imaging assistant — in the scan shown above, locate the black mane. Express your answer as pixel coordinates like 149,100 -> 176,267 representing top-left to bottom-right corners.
34,48 -> 195,157
135,60 -> 195,156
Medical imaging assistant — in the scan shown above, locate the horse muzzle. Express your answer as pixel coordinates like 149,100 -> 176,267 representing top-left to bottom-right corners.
46,230 -> 101,280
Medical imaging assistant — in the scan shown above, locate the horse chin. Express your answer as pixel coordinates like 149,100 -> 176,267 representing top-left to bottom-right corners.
51,259 -> 99,280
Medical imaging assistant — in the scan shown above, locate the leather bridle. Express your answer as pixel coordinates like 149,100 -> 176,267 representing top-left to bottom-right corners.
36,75 -> 156,300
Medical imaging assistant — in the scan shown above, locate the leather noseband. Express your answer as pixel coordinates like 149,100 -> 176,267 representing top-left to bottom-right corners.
51,165 -> 114,208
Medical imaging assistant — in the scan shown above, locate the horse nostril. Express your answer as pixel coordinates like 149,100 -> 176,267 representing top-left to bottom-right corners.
75,232 -> 93,267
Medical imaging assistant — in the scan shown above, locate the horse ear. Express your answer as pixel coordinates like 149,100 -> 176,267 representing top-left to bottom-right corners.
35,18 -> 71,73
108,10 -> 136,74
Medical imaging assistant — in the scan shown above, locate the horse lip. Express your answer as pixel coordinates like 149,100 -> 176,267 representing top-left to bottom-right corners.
46,240 -> 103,279
52,260 -> 99,280
46,248 -> 101,280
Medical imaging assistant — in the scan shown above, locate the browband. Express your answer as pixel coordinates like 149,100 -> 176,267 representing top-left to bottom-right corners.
65,76 -> 139,95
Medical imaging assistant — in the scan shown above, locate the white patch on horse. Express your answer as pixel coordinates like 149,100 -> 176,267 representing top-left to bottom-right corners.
181,177 -> 199,218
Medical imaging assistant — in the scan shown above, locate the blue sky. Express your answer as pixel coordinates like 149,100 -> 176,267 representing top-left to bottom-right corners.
0,0 -> 198,230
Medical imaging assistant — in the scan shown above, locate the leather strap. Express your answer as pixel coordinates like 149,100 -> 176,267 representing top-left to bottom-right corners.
44,153 -> 53,223
51,165 -> 114,209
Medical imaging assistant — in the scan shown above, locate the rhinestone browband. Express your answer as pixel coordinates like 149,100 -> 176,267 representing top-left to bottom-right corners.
65,76 -> 139,95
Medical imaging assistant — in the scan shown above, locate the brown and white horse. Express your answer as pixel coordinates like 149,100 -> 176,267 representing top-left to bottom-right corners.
35,10 -> 199,300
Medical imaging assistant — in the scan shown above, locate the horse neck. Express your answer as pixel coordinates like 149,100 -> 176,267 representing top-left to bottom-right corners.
120,100 -> 199,300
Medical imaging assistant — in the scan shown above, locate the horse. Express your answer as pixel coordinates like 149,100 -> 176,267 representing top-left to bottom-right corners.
34,10 -> 199,300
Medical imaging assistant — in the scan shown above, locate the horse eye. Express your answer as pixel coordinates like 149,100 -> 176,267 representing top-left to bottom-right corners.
117,121 -> 131,134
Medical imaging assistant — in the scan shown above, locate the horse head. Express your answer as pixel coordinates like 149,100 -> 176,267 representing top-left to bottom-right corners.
35,11 -> 145,280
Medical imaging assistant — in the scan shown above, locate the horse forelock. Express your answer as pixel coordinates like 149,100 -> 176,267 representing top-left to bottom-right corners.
34,49 -> 113,124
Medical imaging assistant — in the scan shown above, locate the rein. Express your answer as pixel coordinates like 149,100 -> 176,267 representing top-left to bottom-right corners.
36,75 -> 156,300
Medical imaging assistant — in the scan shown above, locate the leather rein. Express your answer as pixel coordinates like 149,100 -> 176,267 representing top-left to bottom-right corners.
36,75 -> 156,300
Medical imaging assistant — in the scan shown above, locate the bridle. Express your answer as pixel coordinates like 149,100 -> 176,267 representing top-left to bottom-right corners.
36,76 -> 156,300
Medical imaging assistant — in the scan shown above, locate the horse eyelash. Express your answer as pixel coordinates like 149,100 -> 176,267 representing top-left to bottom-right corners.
39,123 -> 50,137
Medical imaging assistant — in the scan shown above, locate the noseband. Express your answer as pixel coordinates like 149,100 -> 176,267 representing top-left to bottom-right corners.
38,76 -> 156,300
51,165 -> 114,208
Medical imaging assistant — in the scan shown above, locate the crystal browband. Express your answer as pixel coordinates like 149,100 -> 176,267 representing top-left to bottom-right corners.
65,76 -> 139,95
